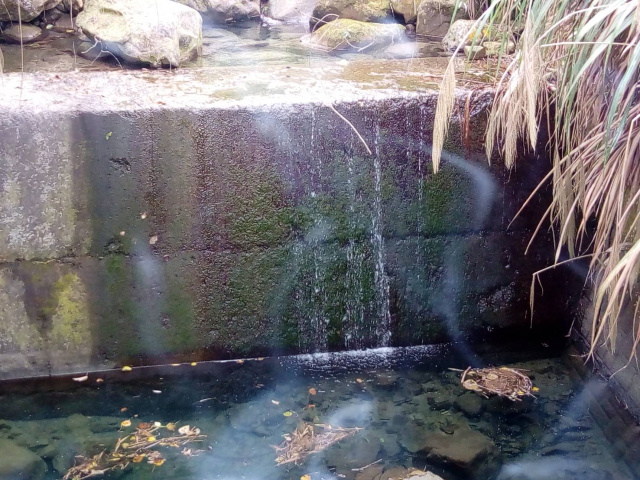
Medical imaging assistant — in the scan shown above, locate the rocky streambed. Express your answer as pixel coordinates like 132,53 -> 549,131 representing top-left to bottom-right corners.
0,0 -> 516,72
0,348 -> 637,480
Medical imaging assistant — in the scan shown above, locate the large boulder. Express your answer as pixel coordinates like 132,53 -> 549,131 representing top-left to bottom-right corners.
302,18 -> 405,52
0,439 -> 47,480
0,0 -> 62,22
174,0 -> 259,23
416,0 -> 468,37
390,0 -> 419,24
262,0 -> 316,24
76,0 -> 202,68
311,0 -> 393,28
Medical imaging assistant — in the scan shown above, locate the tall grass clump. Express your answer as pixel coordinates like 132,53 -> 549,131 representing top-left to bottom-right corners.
433,0 -> 640,363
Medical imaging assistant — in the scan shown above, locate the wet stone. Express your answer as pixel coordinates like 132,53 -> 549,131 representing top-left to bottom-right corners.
455,392 -> 484,417
0,439 -> 47,480
1,24 -> 44,43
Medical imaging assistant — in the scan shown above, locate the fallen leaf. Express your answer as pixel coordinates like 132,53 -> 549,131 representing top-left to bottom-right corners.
147,436 -> 156,442
132,455 -> 145,463
356,378 -> 363,384
283,411 -> 293,417
166,423 -> 176,431
301,475 -> 311,480
121,420 -> 131,428
105,132 -> 112,140
152,390 -> 162,394
178,425 -> 191,435
190,362 -> 197,366
306,404 -> 316,409
119,231 -> 125,236
121,366 -> 132,372
154,421 -> 162,428
141,212 -> 147,220
171,363 -> 180,367
72,375 -> 88,382
152,458 -> 165,466
257,357 -> 265,361
138,422 -> 151,430
149,235 -> 158,245
308,388 -> 317,395
271,400 -> 280,405
532,387 -> 540,392
120,407 -> 128,413
236,359 -> 244,364
96,378 -> 104,383
256,383 -> 264,388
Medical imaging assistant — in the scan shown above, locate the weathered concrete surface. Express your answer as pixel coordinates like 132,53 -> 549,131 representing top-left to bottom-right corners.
0,60 -> 580,378
574,290 -> 640,421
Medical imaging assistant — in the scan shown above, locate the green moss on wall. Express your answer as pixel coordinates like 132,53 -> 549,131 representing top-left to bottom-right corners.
48,273 -> 91,351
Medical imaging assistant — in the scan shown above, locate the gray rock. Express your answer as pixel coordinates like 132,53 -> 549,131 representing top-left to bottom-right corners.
442,18 -> 501,51
416,0 -> 468,37
0,439 -> 47,480
302,18 -> 405,52
464,44 -> 485,59
262,0 -> 315,24
1,24 -> 44,43
483,40 -> 515,57
76,0 -> 202,68
60,0 -> 83,13
390,0 -> 419,24
174,0 -> 260,23
0,0 -> 62,22
311,0 -> 393,28
420,425 -> 499,478
455,392 -> 484,417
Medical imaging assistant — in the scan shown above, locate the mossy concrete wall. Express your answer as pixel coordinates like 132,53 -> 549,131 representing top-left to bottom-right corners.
0,63 -> 581,378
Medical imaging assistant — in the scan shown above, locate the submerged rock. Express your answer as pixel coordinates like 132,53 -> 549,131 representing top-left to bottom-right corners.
174,0 -> 260,23
0,439 -> 47,480
76,0 -> 202,67
420,425 -> 499,478
1,24 -> 44,43
0,0 -> 62,22
59,0 -> 83,13
455,392 -> 484,417
311,0 -> 393,28
302,18 -> 405,52
416,0 -> 468,37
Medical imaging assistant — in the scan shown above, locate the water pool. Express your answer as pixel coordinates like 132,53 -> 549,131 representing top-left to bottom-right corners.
0,345 -> 637,480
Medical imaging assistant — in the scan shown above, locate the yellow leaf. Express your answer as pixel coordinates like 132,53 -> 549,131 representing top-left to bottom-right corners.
356,378 -> 363,384
120,407 -> 128,413
121,420 -> 132,428
166,423 -> 176,431
96,378 -> 104,383
147,436 -> 156,442
283,411 -> 293,417
132,455 -> 145,463
518,390 -> 525,395
257,357 -> 265,361
308,388 -> 317,395
121,366 -> 132,372
171,363 -> 180,367
153,458 -> 165,466
154,422 -> 162,428
122,443 -> 130,448
236,359 -> 244,364
301,475 -> 311,480
532,387 -> 540,392
190,362 -> 197,366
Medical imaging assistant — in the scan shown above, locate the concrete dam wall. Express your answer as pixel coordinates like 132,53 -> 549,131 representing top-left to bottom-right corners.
0,61 -> 581,379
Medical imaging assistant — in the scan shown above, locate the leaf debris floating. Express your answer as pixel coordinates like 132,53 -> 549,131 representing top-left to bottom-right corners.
64,422 -> 205,480
458,366 -> 535,401
274,423 -> 361,466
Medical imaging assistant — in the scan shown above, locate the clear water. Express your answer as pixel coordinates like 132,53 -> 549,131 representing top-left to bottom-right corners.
0,21 -> 444,73
0,345 -> 637,480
